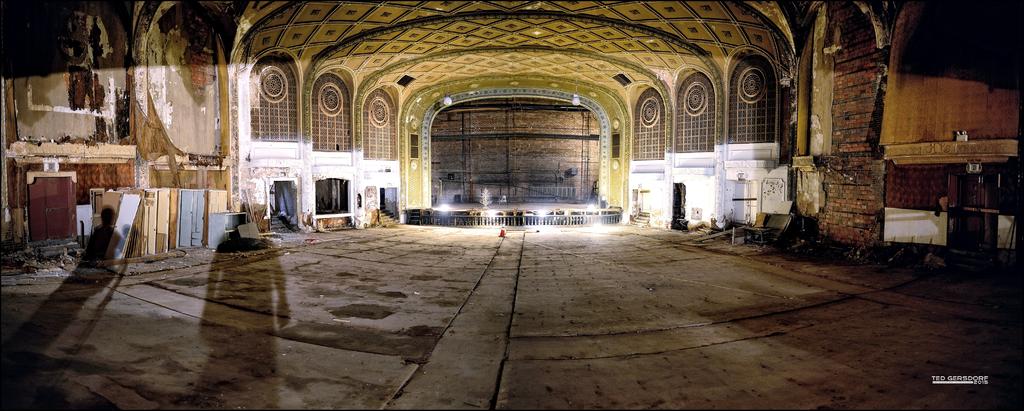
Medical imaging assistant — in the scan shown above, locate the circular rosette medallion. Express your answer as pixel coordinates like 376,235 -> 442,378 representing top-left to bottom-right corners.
684,82 -> 708,117
739,67 -> 766,104
639,97 -> 660,128
318,83 -> 343,117
260,66 -> 287,103
369,97 -> 390,128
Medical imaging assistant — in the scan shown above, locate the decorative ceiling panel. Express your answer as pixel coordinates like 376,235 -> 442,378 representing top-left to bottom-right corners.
244,1 -> 786,63
240,1 -> 793,95
366,49 -> 655,93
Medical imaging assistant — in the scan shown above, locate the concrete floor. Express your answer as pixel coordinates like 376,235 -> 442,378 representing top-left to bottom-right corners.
2,225 -> 1020,409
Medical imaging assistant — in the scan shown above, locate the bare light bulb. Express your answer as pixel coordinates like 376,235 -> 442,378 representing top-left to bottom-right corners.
443,95 -> 453,105
571,93 -> 580,105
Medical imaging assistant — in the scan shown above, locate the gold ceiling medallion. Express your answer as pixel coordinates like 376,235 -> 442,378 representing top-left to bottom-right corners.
318,83 -> 343,117
684,81 -> 708,117
739,67 -> 766,104
260,66 -> 288,103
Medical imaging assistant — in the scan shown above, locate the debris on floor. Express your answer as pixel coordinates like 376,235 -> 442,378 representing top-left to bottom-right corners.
215,237 -> 275,253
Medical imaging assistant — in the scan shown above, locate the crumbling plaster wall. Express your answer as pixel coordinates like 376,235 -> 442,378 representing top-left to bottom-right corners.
2,1 -> 134,244
814,2 -> 890,247
235,58 -> 319,231
136,2 -> 220,156
5,1 -> 130,143
810,9 -> 835,157
794,7 -> 835,217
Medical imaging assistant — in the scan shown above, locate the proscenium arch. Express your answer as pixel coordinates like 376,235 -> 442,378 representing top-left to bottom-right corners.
402,85 -> 625,213
345,49 -> 676,146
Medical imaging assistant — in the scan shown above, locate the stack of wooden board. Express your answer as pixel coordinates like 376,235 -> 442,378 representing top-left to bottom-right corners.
84,188 -> 233,259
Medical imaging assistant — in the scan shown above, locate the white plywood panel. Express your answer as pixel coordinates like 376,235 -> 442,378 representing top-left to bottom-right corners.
997,215 -> 1016,249
76,204 -> 93,237
883,207 -> 947,246
108,193 -> 141,260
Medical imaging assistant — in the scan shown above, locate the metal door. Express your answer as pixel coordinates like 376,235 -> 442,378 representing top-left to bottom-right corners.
28,177 -> 76,241
178,190 -> 206,247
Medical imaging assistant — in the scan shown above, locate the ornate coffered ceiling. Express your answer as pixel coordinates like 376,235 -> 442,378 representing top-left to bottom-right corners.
238,1 -> 795,96
351,48 -> 659,96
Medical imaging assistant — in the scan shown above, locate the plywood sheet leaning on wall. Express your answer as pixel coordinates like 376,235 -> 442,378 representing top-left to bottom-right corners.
141,190 -> 159,255
89,188 -> 105,214
207,190 -> 228,213
167,189 -> 179,249
155,189 -> 171,254
100,191 -> 123,217
204,189 -> 228,247
108,193 -> 140,260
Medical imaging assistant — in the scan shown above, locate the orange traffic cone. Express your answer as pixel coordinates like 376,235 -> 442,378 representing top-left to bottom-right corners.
499,228 -> 506,237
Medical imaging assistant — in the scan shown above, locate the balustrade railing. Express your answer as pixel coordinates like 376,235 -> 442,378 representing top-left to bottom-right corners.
415,209 -> 621,227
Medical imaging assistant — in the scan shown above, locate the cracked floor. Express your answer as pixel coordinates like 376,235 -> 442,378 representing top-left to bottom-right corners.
2,225 -> 1021,409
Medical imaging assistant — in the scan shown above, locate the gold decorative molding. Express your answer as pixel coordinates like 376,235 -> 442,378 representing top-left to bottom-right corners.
883,139 -> 1018,165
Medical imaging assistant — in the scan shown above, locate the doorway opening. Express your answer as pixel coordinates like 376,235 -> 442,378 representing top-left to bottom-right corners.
672,183 -> 687,230
270,180 -> 298,232
379,187 -> 398,220
316,178 -> 350,215
731,180 -> 759,225
948,173 -> 1000,251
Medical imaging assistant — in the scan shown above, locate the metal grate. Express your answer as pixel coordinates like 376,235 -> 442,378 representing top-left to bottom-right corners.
676,72 -> 716,152
633,88 -> 665,160
363,88 -> 396,160
250,56 -> 298,141
311,73 -> 351,152
728,56 -> 777,144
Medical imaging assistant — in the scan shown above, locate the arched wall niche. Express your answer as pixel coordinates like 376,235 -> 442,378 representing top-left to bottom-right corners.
727,53 -> 779,145
249,54 -> 300,142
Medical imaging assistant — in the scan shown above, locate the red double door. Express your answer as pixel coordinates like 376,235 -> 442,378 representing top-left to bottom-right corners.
29,177 -> 76,241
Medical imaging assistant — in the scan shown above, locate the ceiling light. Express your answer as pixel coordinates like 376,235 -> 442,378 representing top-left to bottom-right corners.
443,95 -> 453,105
572,93 -> 581,106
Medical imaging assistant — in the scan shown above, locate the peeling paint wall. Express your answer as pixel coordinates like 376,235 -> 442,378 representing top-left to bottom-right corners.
810,8 -> 835,157
4,2 -> 129,143
137,2 -> 220,155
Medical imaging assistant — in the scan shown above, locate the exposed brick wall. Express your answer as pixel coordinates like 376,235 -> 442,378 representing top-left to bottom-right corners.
431,108 -> 599,204
817,2 -> 889,247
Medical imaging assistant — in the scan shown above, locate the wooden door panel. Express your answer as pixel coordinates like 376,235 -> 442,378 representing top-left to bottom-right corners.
191,191 -> 205,247
28,180 -> 47,241
178,190 -> 193,248
28,177 -> 75,241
